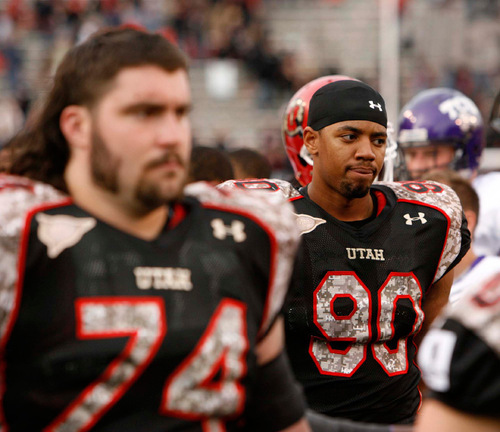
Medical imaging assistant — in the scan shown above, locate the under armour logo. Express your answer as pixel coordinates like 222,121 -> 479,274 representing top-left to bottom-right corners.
211,219 -> 246,242
369,100 -> 383,112
404,213 -> 427,225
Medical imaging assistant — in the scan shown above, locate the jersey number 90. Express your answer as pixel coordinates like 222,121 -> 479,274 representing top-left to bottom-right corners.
310,272 -> 424,377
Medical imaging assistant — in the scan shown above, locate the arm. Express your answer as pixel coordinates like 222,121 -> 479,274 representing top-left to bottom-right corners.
251,316 -> 312,432
414,269 -> 453,346
415,399 -> 500,432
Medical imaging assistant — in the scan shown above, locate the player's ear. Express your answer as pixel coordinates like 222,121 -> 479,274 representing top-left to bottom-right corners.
303,126 -> 319,156
60,105 -> 92,150
464,209 -> 477,235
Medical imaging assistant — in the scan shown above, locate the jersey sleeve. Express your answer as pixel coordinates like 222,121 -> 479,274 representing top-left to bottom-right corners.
383,180 -> 471,283
418,272 -> 500,418
186,181 -> 301,335
0,175 -> 67,341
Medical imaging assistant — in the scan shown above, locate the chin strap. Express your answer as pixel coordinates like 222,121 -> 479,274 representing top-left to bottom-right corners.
378,121 -> 400,182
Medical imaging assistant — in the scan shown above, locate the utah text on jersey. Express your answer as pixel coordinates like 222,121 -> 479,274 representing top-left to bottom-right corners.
134,267 -> 193,291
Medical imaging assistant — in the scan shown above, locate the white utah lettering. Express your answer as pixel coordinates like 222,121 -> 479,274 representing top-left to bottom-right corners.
346,248 -> 385,261
133,267 -> 193,291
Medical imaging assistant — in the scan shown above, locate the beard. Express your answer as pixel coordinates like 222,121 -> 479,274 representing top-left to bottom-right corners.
90,128 -> 188,211
136,153 -> 188,208
339,178 -> 371,199
90,129 -> 120,193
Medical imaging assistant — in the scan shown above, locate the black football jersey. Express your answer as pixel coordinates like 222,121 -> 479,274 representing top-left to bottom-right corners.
218,178 -> 470,424
418,271 -> 500,419
0,175 -> 300,431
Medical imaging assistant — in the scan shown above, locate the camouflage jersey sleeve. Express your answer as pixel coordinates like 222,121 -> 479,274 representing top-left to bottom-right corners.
0,175 -> 68,342
379,180 -> 470,283
187,180 -> 301,336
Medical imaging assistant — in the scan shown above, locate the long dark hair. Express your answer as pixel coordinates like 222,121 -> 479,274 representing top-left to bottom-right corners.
8,27 -> 188,192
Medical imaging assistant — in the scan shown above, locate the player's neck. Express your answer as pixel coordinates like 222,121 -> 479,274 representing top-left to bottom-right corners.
307,181 -> 374,221
65,165 -> 169,240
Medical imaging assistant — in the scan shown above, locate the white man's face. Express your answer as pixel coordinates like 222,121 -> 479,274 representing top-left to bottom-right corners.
89,66 -> 192,211
402,144 -> 455,180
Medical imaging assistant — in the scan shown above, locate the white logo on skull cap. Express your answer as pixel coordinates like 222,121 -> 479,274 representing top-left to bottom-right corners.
369,101 -> 383,112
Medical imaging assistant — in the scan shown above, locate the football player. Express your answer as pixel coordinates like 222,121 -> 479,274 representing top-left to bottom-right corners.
0,27 -> 311,432
282,75 -> 404,186
219,79 -> 470,424
416,270 -> 500,431
421,169 -> 500,304
398,87 -> 500,256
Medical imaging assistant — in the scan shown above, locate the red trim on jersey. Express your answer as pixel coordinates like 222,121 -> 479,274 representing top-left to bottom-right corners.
199,203 -> 278,336
373,190 -> 386,217
202,420 -> 227,432
308,336 -> 366,378
167,202 -> 188,229
289,195 -> 304,202
234,180 -> 282,193
397,199 -> 451,289
47,296 -> 167,431
0,198 -> 72,430
161,298 -> 248,424
310,271 -> 371,377
398,181 -> 446,194
330,294 -> 357,320
0,177 -> 34,192
374,272 -> 423,377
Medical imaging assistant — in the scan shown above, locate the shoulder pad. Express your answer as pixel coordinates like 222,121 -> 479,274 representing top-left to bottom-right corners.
379,180 -> 461,211
0,175 -> 68,240
379,180 -> 466,282
0,175 -> 68,340
185,181 -> 300,335
217,178 -> 302,201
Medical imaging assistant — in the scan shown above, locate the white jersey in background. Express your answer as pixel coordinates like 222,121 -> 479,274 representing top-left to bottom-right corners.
450,255 -> 500,303
472,171 -> 500,256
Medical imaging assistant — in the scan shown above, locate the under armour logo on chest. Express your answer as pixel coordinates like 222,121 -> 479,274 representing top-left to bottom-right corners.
369,100 -> 383,111
404,212 -> 427,225
211,219 -> 247,242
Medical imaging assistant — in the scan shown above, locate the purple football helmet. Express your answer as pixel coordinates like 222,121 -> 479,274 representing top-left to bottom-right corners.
398,88 -> 484,175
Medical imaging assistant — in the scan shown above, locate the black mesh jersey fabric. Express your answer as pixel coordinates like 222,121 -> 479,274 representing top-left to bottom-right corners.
0,177 -> 300,432
284,181 -> 470,424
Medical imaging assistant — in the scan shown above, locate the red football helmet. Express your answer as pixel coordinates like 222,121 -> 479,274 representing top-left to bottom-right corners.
282,75 -> 359,186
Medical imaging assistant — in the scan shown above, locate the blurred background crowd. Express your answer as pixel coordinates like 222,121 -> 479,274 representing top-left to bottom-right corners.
0,0 -> 499,179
